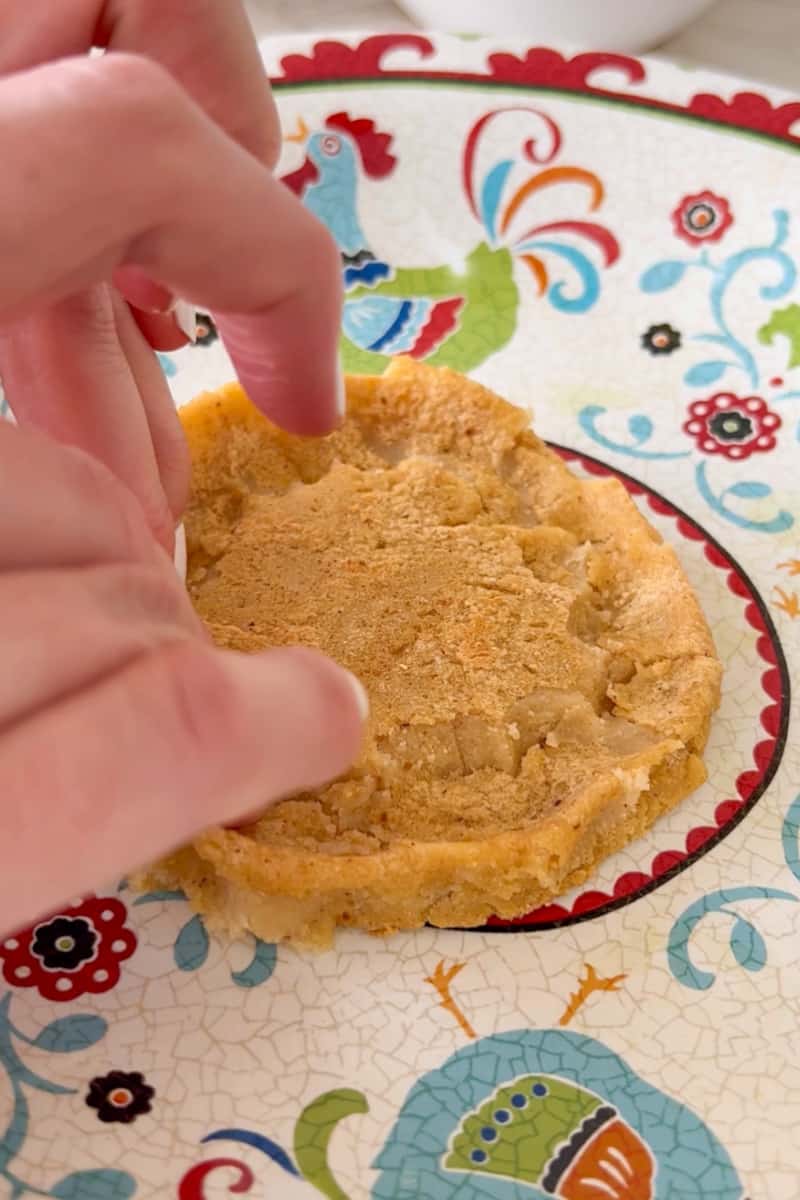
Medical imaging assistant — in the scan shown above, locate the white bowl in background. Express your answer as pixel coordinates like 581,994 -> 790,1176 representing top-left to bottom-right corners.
394,0 -> 717,53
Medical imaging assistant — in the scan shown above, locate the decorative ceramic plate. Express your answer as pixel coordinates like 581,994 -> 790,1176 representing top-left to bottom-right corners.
4,31 -> 800,1200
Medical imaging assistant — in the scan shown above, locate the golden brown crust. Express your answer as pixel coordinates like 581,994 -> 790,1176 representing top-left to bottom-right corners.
137,358 -> 721,946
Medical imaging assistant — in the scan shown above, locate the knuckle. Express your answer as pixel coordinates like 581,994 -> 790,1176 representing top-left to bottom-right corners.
50,289 -> 120,360
55,54 -> 188,142
99,562 -> 195,631
63,447 -> 154,562
90,52 -> 178,111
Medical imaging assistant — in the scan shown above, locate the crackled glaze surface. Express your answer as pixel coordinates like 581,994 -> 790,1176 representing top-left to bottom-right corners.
2,32 -> 799,1200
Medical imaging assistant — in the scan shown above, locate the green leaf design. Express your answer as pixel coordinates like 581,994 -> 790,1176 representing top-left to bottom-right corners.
684,360 -> 729,386
728,915 -> 768,973
50,1169 -> 136,1199
627,413 -> 653,442
132,889 -> 186,905
341,243 -> 518,375
173,914 -> 210,972
640,259 -> 687,292
758,302 -> 800,368
445,1074 -> 601,1186
726,481 -> 772,500
668,886 -> 798,989
293,1088 -> 368,1200
230,938 -> 276,989
339,337 -> 391,376
32,1015 -> 107,1054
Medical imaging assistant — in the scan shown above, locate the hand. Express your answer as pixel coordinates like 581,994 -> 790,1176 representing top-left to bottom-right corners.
0,1 -> 364,933
0,0 -> 345,548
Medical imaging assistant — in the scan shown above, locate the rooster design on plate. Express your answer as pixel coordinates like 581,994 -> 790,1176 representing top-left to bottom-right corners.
180,1030 -> 746,1199
281,107 -> 620,373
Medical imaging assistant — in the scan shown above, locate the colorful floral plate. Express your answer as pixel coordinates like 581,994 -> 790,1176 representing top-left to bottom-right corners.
3,31 -> 800,1200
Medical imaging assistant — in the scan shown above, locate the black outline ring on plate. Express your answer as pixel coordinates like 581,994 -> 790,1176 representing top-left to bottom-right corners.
453,443 -> 790,935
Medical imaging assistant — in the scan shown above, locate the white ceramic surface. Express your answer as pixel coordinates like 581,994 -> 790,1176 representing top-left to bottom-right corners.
394,0 -> 716,51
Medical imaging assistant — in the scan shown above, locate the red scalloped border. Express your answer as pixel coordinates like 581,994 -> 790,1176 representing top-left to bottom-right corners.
480,446 -> 788,929
272,35 -> 800,148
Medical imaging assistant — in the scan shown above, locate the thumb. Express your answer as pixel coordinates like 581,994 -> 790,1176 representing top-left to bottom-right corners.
0,644 -> 368,933
214,646 -> 369,805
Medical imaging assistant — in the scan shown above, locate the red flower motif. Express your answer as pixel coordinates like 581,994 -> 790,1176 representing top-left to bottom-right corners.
683,393 -> 781,459
672,190 -> 733,244
0,895 -> 136,1002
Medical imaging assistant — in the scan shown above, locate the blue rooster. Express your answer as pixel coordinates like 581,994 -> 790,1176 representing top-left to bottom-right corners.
284,111 -> 464,365
282,108 -> 620,374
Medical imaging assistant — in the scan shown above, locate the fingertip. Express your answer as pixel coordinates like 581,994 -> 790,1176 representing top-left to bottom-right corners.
215,312 -> 343,437
211,212 -> 343,437
222,645 -> 367,792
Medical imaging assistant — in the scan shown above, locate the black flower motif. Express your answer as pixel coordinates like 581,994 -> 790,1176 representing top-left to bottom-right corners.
192,311 -> 218,348
30,916 -> 97,971
642,323 -> 681,355
86,1070 -> 154,1124
707,409 -> 753,442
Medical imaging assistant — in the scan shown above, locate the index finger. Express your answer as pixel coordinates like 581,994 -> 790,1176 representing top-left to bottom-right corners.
0,0 -> 281,167
0,54 -> 343,436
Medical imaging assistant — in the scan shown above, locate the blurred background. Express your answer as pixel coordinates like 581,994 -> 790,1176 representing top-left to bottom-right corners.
244,0 -> 798,90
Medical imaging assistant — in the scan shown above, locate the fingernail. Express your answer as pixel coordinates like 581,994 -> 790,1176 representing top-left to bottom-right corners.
174,523 -> 187,581
344,670 -> 370,722
171,299 -> 197,343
